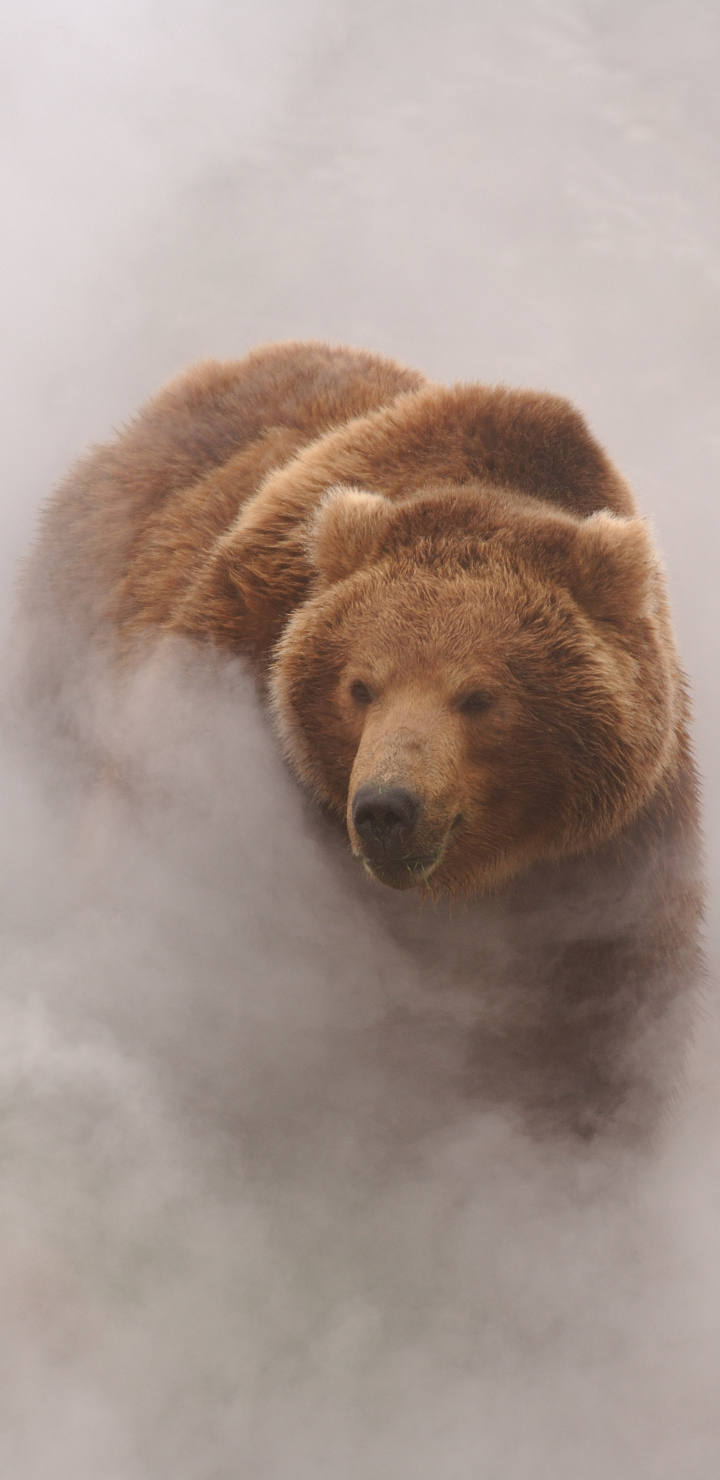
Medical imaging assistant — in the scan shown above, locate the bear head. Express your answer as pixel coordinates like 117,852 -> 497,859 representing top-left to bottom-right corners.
269,482 -> 680,897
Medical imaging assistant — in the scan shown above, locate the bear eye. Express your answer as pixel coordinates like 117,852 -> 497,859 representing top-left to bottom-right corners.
458,690 -> 495,715
349,679 -> 373,706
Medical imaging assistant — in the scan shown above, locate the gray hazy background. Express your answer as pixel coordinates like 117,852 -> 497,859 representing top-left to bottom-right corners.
1,2 -> 719,1476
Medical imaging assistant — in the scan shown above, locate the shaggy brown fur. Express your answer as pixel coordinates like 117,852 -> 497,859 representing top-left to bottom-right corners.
19,340 -> 705,1133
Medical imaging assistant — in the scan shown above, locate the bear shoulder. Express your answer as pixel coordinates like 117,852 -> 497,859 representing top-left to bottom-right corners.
22,342 -> 424,649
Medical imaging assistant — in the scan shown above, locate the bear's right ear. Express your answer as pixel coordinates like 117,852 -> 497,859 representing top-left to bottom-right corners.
305,485 -> 393,584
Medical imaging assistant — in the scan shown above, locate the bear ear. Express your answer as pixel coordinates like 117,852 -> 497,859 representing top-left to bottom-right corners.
567,512 -> 660,625
305,485 -> 393,584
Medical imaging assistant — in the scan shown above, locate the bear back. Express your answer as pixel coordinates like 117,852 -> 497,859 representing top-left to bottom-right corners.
136,363 -> 636,665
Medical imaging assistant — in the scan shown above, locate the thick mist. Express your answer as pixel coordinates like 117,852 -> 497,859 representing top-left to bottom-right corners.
2,3 -> 719,1477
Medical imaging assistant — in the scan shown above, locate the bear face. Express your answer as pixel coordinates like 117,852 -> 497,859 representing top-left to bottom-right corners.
270,483 -> 680,896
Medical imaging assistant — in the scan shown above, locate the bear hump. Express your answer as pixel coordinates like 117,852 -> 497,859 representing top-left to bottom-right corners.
309,382 -> 637,519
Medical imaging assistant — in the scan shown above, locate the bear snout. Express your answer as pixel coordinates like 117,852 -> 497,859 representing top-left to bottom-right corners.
352,784 -> 421,860
351,783 -> 442,890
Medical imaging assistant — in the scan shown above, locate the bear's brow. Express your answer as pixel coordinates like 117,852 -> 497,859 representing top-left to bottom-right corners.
385,534 -> 494,569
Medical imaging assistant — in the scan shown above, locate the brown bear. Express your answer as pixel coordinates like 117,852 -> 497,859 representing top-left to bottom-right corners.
18,340 -> 705,1133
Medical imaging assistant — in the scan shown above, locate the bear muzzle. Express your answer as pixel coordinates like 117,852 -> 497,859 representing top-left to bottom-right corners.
350,783 -> 447,889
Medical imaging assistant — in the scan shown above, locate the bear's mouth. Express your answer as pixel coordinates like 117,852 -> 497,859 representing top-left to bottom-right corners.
361,847 -> 443,891
356,814 -> 462,891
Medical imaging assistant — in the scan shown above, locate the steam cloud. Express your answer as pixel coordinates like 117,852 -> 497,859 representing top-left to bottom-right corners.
1,2 -> 719,1476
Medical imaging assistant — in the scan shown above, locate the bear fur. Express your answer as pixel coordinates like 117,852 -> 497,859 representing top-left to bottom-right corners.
18,340 -> 705,1133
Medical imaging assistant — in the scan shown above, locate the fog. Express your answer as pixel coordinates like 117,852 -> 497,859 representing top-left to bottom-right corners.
1,2 -> 720,1475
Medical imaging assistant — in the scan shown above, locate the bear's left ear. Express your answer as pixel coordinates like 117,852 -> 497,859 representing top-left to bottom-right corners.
305,485 -> 394,584
567,512 -> 660,625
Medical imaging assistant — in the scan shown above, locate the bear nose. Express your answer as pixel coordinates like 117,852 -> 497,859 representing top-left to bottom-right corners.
351,784 -> 421,859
